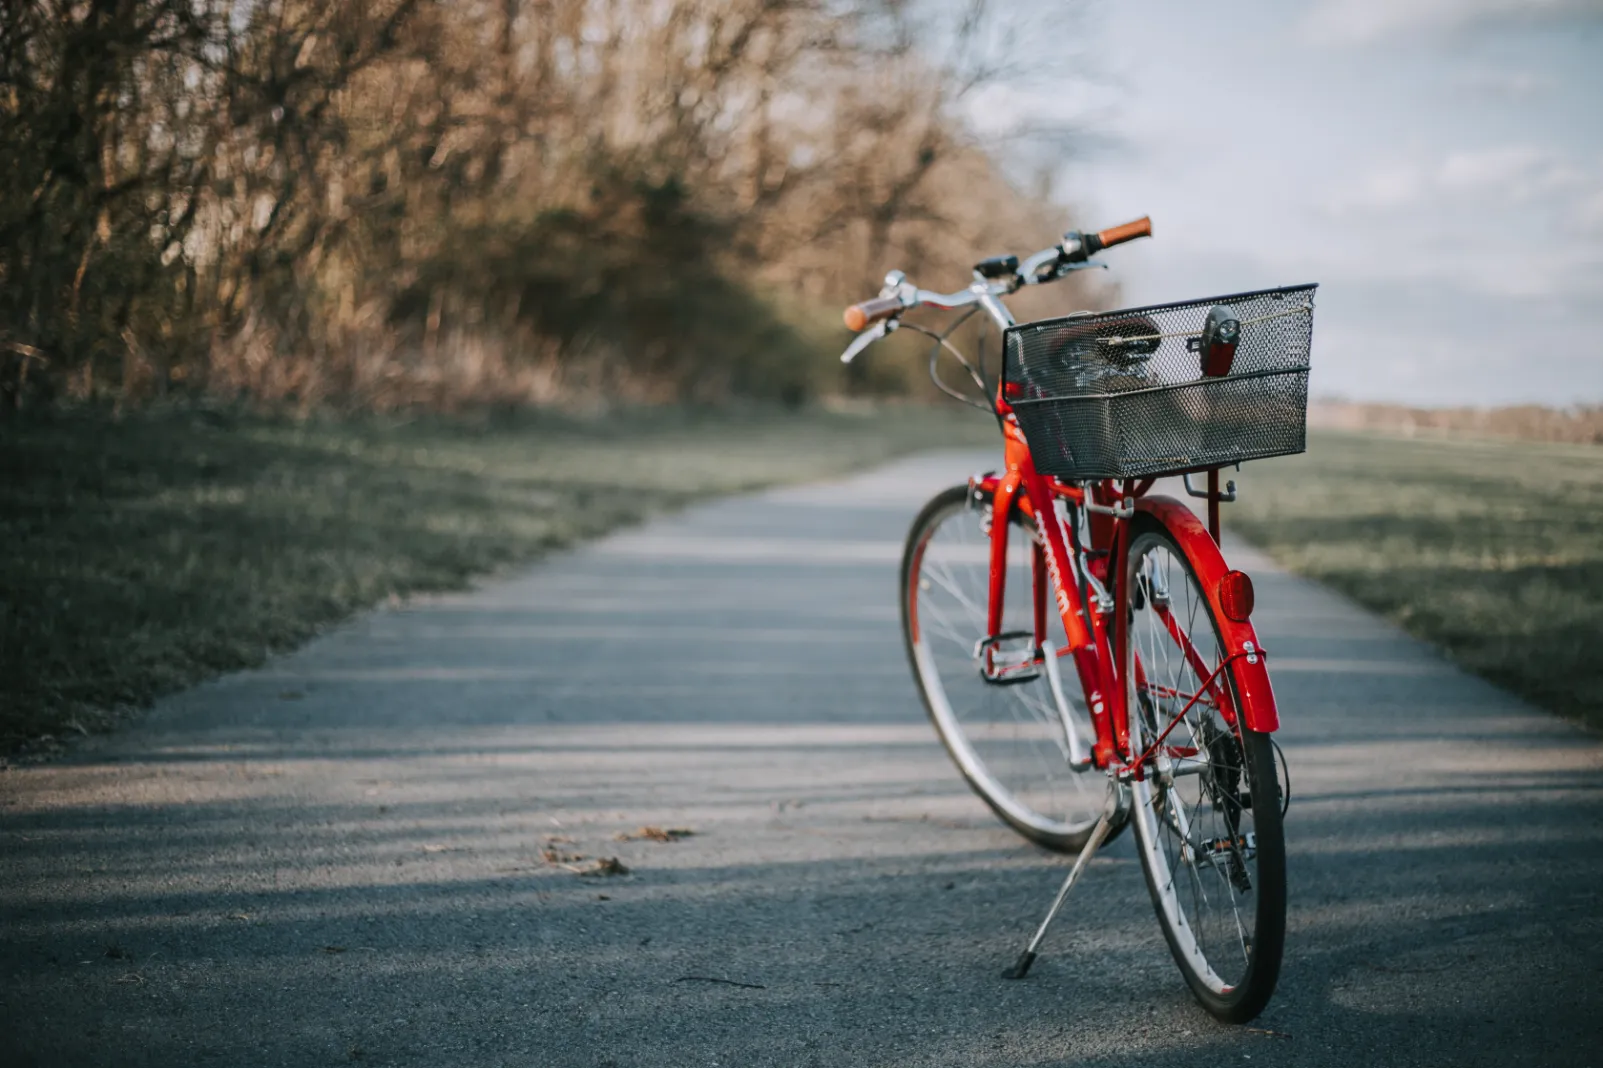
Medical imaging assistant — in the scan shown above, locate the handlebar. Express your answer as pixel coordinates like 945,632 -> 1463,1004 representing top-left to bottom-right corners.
1082,215 -> 1152,257
843,295 -> 905,332
841,215 -> 1153,332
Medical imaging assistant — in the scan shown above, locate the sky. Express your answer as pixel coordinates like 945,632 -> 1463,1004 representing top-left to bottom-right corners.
981,0 -> 1603,406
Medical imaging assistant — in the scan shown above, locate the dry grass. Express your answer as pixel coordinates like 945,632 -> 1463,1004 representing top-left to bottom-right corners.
3,1 -> 1094,411
0,402 -> 996,755
1310,402 -> 1603,445
1230,430 -> 1603,730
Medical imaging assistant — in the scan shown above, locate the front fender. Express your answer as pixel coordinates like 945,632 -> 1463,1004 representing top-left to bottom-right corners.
1133,495 -> 1280,733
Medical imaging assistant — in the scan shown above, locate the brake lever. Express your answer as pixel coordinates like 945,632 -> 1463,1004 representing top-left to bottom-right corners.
840,318 -> 897,364
1017,251 -> 1109,286
1042,259 -> 1107,283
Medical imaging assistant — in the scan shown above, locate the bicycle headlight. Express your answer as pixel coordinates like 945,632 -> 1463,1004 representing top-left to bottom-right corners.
1198,305 -> 1241,377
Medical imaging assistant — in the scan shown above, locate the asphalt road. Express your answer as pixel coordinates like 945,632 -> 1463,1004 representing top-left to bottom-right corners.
3,451 -> 1601,1067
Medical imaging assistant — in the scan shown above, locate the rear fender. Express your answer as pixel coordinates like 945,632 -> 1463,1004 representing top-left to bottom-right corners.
1133,495 -> 1279,733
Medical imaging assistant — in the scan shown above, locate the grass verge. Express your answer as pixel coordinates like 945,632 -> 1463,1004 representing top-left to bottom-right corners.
1229,430 -> 1603,730
1,403 -> 996,755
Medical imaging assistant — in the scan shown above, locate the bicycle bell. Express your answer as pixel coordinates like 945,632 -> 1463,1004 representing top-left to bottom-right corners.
1198,305 -> 1241,377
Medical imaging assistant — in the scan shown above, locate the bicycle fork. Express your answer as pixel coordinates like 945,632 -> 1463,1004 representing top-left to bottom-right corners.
1003,775 -> 1131,979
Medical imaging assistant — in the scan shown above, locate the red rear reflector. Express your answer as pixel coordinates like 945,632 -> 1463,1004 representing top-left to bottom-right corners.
1218,570 -> 1254,622
1201,338 -> 1238,377
1004,381 -> 1024,399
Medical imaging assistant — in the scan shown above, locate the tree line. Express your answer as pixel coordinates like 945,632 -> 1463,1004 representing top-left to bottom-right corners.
1,0 -> 1091,410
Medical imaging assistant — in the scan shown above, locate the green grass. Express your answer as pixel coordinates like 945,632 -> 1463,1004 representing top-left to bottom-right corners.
16,412 -> 1594,754
1229,431 -> 1603,730
0,403 -> 996,753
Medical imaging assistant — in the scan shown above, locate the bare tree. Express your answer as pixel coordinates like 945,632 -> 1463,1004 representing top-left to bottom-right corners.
0,0 -> 1093,410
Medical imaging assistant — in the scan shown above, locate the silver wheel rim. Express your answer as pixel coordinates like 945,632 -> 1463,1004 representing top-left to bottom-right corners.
908,496 -> 1101,839
1127,534 -> 1260,995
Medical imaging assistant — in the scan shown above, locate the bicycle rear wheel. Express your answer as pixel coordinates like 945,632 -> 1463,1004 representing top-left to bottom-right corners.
901,485 -> 1110,852
1125,521 -> 1286,1022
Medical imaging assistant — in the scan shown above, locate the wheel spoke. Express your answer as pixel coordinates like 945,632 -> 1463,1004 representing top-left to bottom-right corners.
905,490 -> 1105,851
1125,530 -> 1284,1017
922,557 -> 988,626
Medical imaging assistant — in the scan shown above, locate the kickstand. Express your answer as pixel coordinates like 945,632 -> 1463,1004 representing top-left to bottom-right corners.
1003,777 -> 1130,979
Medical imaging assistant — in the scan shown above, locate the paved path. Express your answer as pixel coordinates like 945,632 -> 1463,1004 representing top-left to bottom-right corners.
4,452 -> 1602,1067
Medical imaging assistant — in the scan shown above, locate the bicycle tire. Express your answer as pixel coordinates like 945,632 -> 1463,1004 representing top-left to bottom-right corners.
901,485 -> 1113,852
1124,518 -> 1286,1022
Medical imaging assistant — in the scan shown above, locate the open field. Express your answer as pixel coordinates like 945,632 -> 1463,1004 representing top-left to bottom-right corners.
9,412 -> 1599,758
1230,430 -> 1603,730
1310,401 -> 1603,445
0,404 -> 995,754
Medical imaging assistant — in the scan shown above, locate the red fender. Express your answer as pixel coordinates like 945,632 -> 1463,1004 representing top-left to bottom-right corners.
1134,496 -> 1280,734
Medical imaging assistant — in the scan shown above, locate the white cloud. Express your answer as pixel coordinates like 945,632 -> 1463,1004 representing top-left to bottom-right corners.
1324,147 -> 1595,214
1437,146 -> 1547,190
1324,164 -> 1427,213
1579,189 -> 1603,232
1456,66 -> 1556,97
1301,0 -> 1603,43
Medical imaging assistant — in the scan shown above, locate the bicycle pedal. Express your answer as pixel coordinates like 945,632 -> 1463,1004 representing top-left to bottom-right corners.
1198,832 -> 1256,860
1195,833 -> 1256,892
977,632 -> 1042,686
985,665 -> 1041,686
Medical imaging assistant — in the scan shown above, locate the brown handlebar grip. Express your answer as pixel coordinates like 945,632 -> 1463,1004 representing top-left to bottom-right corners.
844,296 -> 904,332
1094,215 -> 1153,250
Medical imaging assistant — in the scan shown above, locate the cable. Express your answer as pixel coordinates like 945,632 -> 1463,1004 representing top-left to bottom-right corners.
896,312 -> 994,413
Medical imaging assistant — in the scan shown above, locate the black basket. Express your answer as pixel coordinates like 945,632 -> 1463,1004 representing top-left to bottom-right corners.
1002,284 -> 1317,480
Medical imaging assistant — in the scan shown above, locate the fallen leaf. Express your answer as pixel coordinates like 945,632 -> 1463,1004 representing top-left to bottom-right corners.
540,848 -> 584,864
577,857 -> 629,877
616,826 -> 694,843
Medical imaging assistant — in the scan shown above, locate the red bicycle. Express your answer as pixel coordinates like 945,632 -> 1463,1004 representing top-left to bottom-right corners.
841,217 -> 1315,1022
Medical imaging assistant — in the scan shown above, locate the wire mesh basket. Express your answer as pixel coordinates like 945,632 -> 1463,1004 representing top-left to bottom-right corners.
1002,284 -> 1317,480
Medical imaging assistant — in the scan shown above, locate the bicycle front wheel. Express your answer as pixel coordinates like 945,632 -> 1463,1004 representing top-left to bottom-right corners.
901,485 -> 1109,852
1125,521 -> 1286,1022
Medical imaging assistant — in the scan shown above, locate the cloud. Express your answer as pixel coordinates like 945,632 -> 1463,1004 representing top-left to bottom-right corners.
1308,147 -> 1603,305
1456,66 -> 1556,97
1324,164 -> 1427,212
1324,147 -> 1594,214
1301,0 -> 1603,44
1436,146 -> 1585,196
1580,190 -> 1603,232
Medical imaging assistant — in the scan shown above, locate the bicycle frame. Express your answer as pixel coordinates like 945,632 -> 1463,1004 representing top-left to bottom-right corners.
967,436 -> 1279,774
868,218 -> 1292,1016
959,356 -> 1279,778
853,227 -> 1279,775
